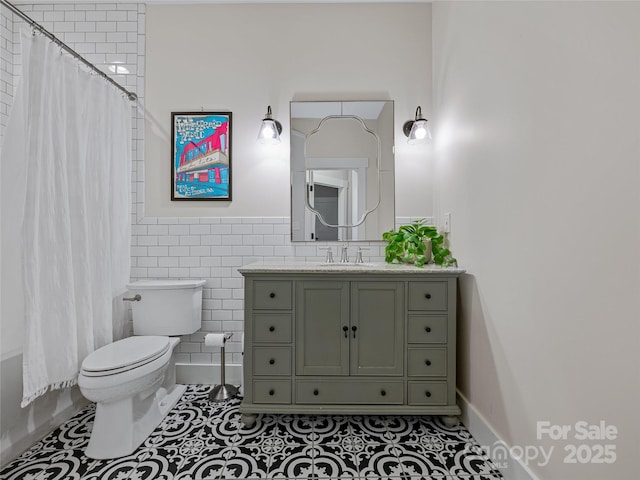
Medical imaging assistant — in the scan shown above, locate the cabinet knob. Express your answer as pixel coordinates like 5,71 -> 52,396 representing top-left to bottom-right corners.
269,389 -> 275,396
313,389 -> 319,396
380,389 -> 387,397
352,325 -> 358,338
424,293 -> 432,299
343,326 -> 349,338
425,326 -> 432,333
269,292 -> 276,298
425,359 -> 432,366
269,326 -> 275,332
269,358 -> 275,365
425,391 -> 432,398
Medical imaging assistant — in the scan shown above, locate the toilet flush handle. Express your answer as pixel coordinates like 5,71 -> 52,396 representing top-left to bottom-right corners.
123,294 -> 141,302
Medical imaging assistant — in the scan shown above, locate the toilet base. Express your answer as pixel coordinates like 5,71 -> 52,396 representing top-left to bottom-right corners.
84,383 -> 186,459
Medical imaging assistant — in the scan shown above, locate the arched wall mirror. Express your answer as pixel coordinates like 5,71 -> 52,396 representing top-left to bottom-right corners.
290,100 -> 395,241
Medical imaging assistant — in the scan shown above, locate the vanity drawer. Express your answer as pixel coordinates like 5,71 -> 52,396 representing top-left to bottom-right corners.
253,281 -> 292,310
408,282 -> 448,311
407,347 -> 447,376
407,315 -> 448,344
408,381 -> 448,405
253,380 -> 292,404
253,314 -> 292,343
252,347 -> 292,376
296,379 -> 403,404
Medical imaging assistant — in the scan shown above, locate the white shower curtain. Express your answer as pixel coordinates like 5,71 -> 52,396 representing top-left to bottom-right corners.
3,34 -> 132,407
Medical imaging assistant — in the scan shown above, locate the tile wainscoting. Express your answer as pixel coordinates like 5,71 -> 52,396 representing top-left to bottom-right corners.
129,215 -> 432,385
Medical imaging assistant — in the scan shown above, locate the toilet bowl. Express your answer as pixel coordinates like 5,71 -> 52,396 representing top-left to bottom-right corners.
78,279 -> 206,459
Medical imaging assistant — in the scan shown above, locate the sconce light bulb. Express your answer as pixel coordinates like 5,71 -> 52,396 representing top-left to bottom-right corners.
262,124 -> 274,138
403,106 -> 431,145
258,119 -> 282,144
258,106 -> 283,144
407,119 -> 431,145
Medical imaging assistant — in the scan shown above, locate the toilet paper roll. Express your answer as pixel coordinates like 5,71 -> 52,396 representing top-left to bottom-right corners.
204,333 -> 226,348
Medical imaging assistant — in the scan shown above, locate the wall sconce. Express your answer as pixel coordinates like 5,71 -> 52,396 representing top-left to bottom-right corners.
403,106 -> 431,144
257,105 -> 282,144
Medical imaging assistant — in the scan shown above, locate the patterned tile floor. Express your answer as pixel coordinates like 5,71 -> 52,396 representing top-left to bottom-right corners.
1,385 -> 503,480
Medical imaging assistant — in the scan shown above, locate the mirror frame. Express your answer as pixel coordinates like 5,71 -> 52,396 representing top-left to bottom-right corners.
290,100 -> 395,242
303,114 -> 381,228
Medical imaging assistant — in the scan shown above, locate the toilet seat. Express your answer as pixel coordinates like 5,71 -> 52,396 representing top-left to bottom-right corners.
81,336 -> 170,377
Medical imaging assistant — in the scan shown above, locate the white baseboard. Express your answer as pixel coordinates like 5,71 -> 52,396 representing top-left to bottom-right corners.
457,391 -> 540,480
176,363 -> 243,390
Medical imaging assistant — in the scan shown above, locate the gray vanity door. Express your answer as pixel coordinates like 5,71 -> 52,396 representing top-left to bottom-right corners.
296,280 -> 350,375
350,282 -> 404,376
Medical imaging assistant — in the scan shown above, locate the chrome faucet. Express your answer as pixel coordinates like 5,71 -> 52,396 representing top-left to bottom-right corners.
355,247 -> 369,264
320,247 -> 334,263
340,244 -> 349,263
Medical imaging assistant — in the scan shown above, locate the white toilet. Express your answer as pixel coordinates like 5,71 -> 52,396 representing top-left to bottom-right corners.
78,279 -> 206,459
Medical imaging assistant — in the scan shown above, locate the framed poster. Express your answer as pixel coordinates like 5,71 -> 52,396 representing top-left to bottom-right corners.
171,111 -> 232,200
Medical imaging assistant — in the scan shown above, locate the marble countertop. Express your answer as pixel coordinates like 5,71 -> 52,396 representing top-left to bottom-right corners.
238,261 -> 465,275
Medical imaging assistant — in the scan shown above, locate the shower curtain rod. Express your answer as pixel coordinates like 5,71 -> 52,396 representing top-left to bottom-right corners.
1,0 -> 138,101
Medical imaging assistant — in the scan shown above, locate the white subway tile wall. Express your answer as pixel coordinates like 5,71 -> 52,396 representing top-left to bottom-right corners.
2,3 -> 431,372
3,2 -> 143,145
130,215 -> 389,366
2,1 -> 150,346
0,5 -> 14,148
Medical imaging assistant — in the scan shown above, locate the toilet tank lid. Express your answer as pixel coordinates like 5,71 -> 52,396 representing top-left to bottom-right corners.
126,279 -> 206,290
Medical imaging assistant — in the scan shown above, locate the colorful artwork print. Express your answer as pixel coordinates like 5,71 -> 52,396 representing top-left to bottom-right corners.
171,112 -> 232,200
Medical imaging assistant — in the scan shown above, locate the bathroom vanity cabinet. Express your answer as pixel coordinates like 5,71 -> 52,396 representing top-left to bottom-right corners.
238,262 -> 465,427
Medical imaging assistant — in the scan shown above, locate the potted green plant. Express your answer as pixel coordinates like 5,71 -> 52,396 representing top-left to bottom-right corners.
382,219 -> 457,267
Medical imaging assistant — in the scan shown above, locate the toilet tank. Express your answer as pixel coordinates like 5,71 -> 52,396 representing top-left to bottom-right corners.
126,279 -> 206,336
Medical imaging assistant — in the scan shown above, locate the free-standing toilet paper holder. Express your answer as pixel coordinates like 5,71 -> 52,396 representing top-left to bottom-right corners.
206,332 -> 239,402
